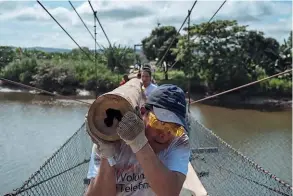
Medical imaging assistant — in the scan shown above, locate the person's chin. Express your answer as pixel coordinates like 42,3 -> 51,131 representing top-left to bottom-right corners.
148,140 -> 169,153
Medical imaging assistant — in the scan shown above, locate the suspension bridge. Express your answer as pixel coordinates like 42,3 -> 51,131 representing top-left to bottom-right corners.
2,0 -> 292,196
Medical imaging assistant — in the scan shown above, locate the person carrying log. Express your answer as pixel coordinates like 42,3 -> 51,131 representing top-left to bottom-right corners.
136,70 -> 141,79
85,84 -> 190,196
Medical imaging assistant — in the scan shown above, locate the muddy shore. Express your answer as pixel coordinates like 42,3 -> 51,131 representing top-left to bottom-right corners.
188,93 -> 292,112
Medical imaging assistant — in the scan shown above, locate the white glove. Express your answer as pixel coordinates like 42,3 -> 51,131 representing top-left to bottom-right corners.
85,116 -> 118,165
117,111 -> 148,153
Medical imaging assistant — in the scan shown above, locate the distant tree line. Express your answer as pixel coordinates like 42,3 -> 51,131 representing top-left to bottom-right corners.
0,44 -> 137,95
0,19 -> 291,97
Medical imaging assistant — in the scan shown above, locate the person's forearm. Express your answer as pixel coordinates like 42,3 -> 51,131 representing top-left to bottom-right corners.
135,144 -> 182,196
85,158 -> 116,196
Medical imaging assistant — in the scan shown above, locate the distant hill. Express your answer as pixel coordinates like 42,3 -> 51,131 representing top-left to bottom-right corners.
7,46 -> 143,54
24,47 -> 141,54
25,47 -> 72,53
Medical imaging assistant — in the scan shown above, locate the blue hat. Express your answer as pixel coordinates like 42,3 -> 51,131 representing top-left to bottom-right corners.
146,84 -> 187,130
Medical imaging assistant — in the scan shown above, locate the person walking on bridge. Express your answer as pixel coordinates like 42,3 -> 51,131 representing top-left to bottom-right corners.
136,70 -> 141,79
119,74 -> 129,86
85,84 -> 190,196
141,68 -> 157,99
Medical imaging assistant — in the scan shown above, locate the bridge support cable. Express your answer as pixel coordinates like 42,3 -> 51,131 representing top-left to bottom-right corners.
94,11 -> 99,98
68,0 -> 102,50
88,0 -> 115,91
88,0 -> 112,48
156,0 -> 198,67
191,69 -> 293,104
169,0 -> 227,70
7,159 -> 90,195
187,9 -> 191,113
37,0 -> 93,61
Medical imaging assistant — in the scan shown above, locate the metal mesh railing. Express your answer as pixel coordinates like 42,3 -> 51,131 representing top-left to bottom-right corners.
5,123 -> 93,196
188,115 -> 293,196
5,116 -> 292,196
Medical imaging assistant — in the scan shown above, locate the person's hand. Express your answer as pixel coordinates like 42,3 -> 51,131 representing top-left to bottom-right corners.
116,111 -> 147,153
85,116 -> 118,159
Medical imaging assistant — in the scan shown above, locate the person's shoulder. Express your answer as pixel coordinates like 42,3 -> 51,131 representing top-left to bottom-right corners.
159,133 -> 190,160
174,133 -> 190,148
164,134 -> 190,154
150,83 -> 158,88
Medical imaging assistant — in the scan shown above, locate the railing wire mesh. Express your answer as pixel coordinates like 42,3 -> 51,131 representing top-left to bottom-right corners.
5,116 -> 292,196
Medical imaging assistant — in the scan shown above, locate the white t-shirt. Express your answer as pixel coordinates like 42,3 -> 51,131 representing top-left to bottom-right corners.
87,134 -> 190,196
143,83 -> 158,99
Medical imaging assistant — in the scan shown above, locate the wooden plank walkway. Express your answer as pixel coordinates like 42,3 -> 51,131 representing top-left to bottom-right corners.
180,162 -> 208,196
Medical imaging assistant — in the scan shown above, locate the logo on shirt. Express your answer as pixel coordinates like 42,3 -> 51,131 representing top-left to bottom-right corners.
115,164 -> 151,194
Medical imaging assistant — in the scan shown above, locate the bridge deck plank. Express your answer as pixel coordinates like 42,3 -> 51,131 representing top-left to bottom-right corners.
180,162 -> 208,196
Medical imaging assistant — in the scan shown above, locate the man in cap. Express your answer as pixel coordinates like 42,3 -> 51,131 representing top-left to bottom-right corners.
85,84 -> 190,196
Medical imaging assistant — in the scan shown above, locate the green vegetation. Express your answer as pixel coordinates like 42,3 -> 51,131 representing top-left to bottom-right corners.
0,45 -> 133,95
143,20 -> 292,98
154,70 -> 203,93
0,20 -> 292,98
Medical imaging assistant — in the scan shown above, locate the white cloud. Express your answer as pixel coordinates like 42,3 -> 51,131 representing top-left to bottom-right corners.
0,0 -> 291,49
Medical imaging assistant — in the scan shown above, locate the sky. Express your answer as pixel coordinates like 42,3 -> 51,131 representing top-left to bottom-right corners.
0,0 -> 292,49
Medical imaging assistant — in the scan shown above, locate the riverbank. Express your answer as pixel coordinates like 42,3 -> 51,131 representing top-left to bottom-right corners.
191,94 -> 292,112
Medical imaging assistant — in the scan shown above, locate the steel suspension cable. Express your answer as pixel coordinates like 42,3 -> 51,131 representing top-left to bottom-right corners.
170,0 -> 227,69
68,0 -> 102,50
88,0 -> 112,48
37,0 -> 94,61
191,69 -> 292,104
156,0 -> 198,66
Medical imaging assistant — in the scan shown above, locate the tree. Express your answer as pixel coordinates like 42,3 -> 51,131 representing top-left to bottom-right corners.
0,46 -> 15,68
31,63 -> 79,95
171,33 -> 191,74
0,58 -> 38,84
102,44 -> 135,73
281,30 -> 292,50
279,31 -> 292,71
173,19 -> 291,96
70,47 -> 92,60
175,20 -> 259,92
240,31 -> 280,76
142,26 -> 178,80
263,31 -> 292,78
